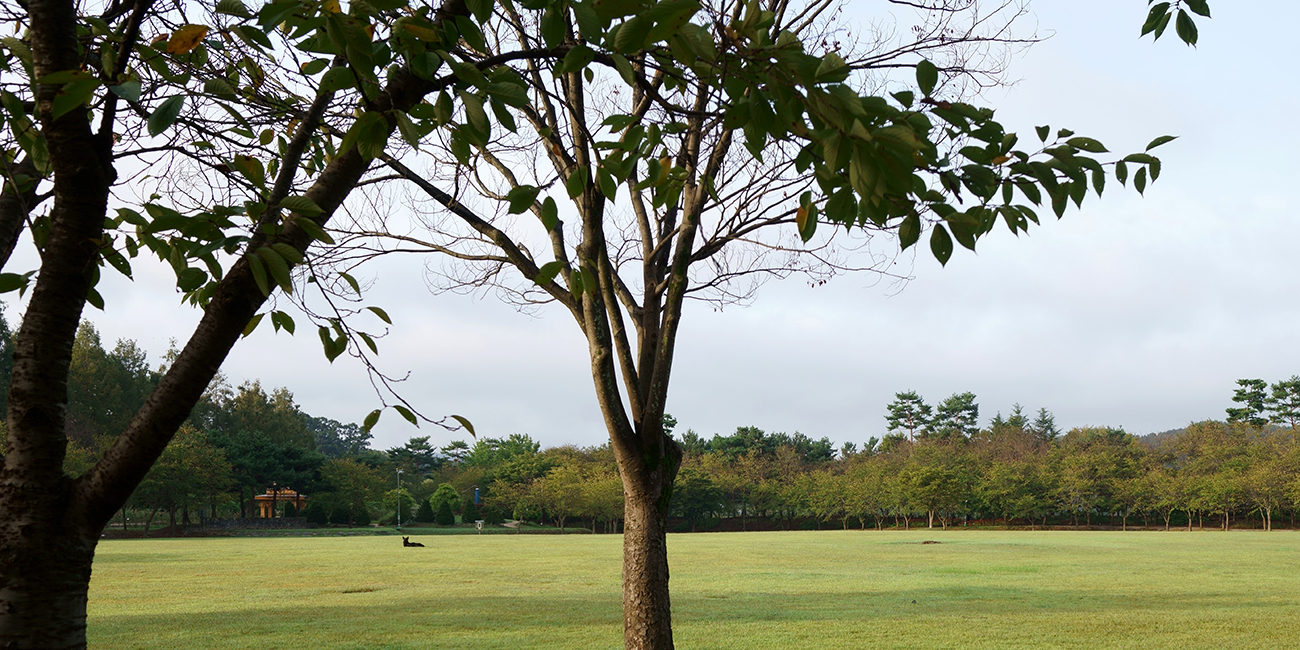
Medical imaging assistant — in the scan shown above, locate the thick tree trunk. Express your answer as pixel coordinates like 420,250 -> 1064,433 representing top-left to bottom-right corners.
621,487 -> 674,650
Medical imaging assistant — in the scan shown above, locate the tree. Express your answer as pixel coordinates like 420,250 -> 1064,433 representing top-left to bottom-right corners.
428,483 -> 463,514
669,466 -> 723,531
416,498 -> 437,523
1267,376 -> 1300,429
884,391 -> 932,442
462,499 -> 481,523
308,417 -> 373,459
1029,408 -> 1062,442
1226,379 -> 1269,427
930,392 -> 980,440
435,499 -> 456,526
320,459 -> 386,526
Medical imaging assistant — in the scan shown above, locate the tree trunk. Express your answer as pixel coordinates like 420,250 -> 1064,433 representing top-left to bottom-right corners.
619,463 -> 677,650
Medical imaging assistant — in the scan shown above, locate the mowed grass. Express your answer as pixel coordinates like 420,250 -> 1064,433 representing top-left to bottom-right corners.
88,530 -> 1300,649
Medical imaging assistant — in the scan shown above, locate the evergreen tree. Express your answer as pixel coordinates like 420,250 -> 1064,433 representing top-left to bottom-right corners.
1227,379 -> 1269,427
1267,376 -> 1300,429
304,502 -> 329,525
329,506 -> 352,526
462,500 -> 481,523
435,500 -> 456,526
884,391 -> 933,441
1007,404 -> 1030,430
931,392 -> 980,439
480,504 -> 505,526
352,506 -> 372,527
415,498 -> 436,523
1029,408 -> 1062,442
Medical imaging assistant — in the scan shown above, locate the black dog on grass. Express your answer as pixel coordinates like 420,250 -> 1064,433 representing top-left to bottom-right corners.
402,536 -> 425,547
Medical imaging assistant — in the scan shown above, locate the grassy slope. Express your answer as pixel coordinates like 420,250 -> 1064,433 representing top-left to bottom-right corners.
87,530 -> 1300,649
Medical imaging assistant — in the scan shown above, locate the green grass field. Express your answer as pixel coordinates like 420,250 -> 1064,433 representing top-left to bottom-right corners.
87,530 -> 1300,649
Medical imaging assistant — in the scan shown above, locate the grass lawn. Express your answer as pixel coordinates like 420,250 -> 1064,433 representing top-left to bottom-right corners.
87,529 -> 1300,649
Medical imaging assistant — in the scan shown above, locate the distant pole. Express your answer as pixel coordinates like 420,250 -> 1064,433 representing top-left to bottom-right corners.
473,486 -> 480,505
396,469 -> 403,531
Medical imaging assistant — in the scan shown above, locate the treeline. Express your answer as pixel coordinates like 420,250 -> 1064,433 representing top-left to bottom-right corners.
8,310 -> 1300,534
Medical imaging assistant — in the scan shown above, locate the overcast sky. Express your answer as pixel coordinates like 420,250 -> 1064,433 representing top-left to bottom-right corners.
27,1 -> 1299,452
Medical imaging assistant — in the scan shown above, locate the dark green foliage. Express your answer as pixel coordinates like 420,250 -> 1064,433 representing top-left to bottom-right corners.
1227,379 -> 1269,427
352,506 -> 371,526
885,391 -> 933,440
415,498 -> 436,523
284,502 -> 297,517
329,506 -> 351,526
480,504 -> 504,525
670,467 -> 724,532
461,500 -> 480,522
304,502 -> 329,525
435,499 -> 455,526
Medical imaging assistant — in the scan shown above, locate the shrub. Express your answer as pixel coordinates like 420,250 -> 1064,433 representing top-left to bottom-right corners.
461,500 -> 481,523
435,499 -> 455,526
329,506 -> 352,526
415,498 -> 436,523
284,502 -> 298,517
480,504 -> 505,525
352,506 -> 372,526
304,502 -> 329,525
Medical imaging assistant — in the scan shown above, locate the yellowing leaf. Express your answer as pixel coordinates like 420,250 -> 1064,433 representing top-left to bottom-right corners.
323,0 -> 341,13
166,25 -> 209,55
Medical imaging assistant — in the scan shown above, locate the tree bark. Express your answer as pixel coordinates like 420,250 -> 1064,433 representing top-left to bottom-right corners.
617,442 -> 679,650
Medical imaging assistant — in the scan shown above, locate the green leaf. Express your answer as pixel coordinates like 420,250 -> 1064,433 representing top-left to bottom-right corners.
450,414 -> 476,437
292,216 -> 334,244
270,242 -> 304,264
1134,166 -> 1147,195
1034,125 -> 1050,142
363,409 -> 381,432
1141,2 -> 1170,36
357,331 -> 378,353
339,271 -> 362,296
565,166 -> 587,199
256,246 -> 293,293
272,310 -> 296,334
540,196 -> 559,231
247,252 -> 270,296
147,96 -> 184,136
1185,0 -> 1211,18
108,79 -> 141,103
342,111 -> 389,160
916,59 -> 937,97
0,273 -> 27,293
394,404 -> 418,426
300,58 -> 329,75
540,7 -> 566,49
280,195 -> 322,217
1145,135 -> 1177,151
1065,137 -> 1107,153
1115,160 -> 1128,186
506,185 -> 540,214
535,260 -> 563,285
318,67 -> 356,92
1174,9 -> 1198,46
216,0 -> 253,18
929,224 -> 953,265
242,313 -> 264,337
898,213 -> 921,250
85,287 -> 104,310
367,305 -> 392,324
51,78 -> 101,120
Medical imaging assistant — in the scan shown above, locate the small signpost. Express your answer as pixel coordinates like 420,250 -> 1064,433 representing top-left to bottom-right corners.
475,520 -> 484,534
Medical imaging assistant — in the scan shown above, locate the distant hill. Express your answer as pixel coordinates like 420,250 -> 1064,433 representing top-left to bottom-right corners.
1137,428 -> 1185,449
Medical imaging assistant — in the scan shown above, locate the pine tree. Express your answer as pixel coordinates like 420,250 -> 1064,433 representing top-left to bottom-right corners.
1267,376 -> 1300,429
1227,379 -> 1269,427
932,392 -> 980,439
1029,408 -> 1061,442
435,500 -> 456,526
462,500 -> 481,523
884,391 -> 932,441
415,498 -> 436,523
